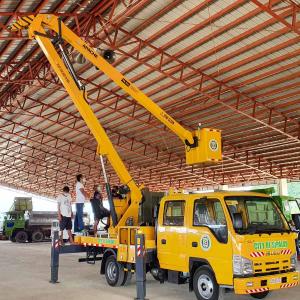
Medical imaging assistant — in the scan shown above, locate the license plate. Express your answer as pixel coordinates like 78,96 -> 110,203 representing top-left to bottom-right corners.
270,277 -> 281,284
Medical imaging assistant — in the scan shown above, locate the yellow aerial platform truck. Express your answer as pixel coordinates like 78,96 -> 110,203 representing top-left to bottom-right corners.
10,15 -> 299,300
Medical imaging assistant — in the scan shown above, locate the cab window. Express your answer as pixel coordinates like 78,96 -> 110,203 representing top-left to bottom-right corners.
163,201 -> 185,226
225,196 -> 287,234
193,198 -> 228,243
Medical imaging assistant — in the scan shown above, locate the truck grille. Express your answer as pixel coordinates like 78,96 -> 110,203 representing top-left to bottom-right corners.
254,260 -> 290,274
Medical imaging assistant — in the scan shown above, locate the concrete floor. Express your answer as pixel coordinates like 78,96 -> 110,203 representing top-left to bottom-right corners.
0,241 -> 299,300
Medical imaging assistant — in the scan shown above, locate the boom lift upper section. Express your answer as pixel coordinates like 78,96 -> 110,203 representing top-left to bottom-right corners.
9,14 -> 222,234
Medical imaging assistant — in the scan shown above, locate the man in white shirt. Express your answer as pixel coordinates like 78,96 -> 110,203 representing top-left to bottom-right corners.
57,186 -> 74,244
74,174 -> 89,233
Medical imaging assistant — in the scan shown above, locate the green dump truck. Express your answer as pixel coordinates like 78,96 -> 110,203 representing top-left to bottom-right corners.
3,197 -> 58,243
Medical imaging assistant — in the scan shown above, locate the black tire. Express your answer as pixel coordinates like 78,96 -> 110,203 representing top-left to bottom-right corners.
15,231 -> 28,243
152,272 -> 161,282
32,231 -> 44,242
105,255 -> 125,287
150,268 -> 166,283
193,266 -> 219,300
250,291 -> 269,299
122,270 -> 132,286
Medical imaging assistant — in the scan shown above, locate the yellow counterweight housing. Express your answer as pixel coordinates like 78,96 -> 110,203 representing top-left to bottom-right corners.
186,128 -> 222,165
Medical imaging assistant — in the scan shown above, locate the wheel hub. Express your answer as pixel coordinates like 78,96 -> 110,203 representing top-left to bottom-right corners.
34,233 -> 43,240
107,261 -> 117,281
198,274 -> 214,299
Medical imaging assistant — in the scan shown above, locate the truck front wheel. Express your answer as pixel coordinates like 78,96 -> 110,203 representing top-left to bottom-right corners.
193,266 -> 219,300
15,231 -> 28,243
250,291 -> 269,299
105,255 -> 125,287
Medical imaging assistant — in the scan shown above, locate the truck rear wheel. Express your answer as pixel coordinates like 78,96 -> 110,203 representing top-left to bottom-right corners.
32,230 -> 44,242
15,231 -> 28,243
105,256 -> 125,287
250,291 -> 269,299
122,270 -> 132,286
193,266 -> 219,300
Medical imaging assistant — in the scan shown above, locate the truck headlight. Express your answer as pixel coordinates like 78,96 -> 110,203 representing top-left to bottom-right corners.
233,255 -> 254,276
290,253 -> 297,269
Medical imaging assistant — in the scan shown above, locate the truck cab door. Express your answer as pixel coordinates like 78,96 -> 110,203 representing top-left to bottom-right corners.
157,199 -> 188,271
188,197 -> 233,286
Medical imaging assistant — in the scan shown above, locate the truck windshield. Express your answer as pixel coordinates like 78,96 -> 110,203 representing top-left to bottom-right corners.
225,196 -> 289,234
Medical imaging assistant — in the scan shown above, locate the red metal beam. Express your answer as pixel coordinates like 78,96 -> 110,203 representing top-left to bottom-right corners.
3,61 -> 296,178
0,0 -> 123,105
1,60 -> 295,181
251,0 -> 300,35
2,94 -> 288,180
81,15 -> 299,141
0,113 -> 222,187
3,2 -> 297,145
1,0 -> 299,195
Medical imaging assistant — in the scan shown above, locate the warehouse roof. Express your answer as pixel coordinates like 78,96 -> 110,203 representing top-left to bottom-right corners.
0,0 -> 299,197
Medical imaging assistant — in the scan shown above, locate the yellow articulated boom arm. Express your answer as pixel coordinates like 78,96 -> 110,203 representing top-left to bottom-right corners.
10,14 -> 222,165
9,15 -> 222,232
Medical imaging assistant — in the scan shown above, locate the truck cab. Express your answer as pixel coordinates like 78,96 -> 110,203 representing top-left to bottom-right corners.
3,211 -> 26,242
156,191 -> 299,299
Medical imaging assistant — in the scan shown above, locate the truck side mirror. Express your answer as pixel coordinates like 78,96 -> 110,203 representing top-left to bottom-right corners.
233,213 -> 243,230
292,214 -> 300,230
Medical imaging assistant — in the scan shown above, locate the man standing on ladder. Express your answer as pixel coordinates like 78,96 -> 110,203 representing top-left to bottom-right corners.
74,174 -> 89,234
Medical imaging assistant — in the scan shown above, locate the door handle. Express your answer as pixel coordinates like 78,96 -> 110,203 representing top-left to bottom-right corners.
192,242 -> 198,247
161,239 -> 167,244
